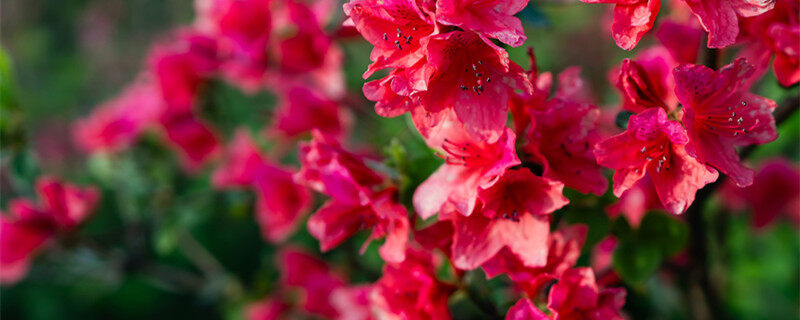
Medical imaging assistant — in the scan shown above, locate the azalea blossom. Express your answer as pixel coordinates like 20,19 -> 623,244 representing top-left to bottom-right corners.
519,67 -> 608,195
594,107 -> 719,214
413,109 -> 520,219
738,0 -> 800,86
681,0 -> 776,48
547,267 -> 627,320
213,130 -> 311,242
482,225 -> 587,296
721,158 -> 800,229
579,0 -> 661,50
505,298 -> 549,320
0,178 -> 99,284
371,247 -> 454,320
676,59 -> 778,187
435,0 -> 529,47
297,131 -> 410,263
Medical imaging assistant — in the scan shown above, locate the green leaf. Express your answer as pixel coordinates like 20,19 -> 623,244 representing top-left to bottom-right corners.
639,212 -> 689,258
613,240 -> 662,284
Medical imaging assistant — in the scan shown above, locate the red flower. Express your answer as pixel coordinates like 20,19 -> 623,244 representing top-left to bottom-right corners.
73,79 -> 163,153
681,0 -> 775,48
268,84 -> 349,140
521,68 -> 608,196
245,298 -> 290,320
739,0 -> 800,86
435,0 -> 528,47
594,108 -> 719,214
0,178 -> 99,284
371,247 -> 454,320
159,108 -> 221,170
614,47 -> 679,113
483,225 -> 587,296
579,0 -> 661,50
149,32 -> 219,110
344,0 -> 437,75
413,110 -> 520,219
722,158 -> 800,229
547,268 -> 626,320
418,31 -> 529,142
213,130 -> 311,242
675,59 -> 778,187
449,168 -> 568,270
505,298 -> 549,320
297,131 -> 409,263
278,248 -> 346,318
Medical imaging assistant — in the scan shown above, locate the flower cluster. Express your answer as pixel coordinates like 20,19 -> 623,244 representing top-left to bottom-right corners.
3,0 -> 797,318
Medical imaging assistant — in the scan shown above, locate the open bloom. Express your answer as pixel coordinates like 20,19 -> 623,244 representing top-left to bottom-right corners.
413,109 -> 520,219
0,178 -> 99,284
681,0 -> 776,48
579,0 -> 661,50
344,0 -> 437,75
594,108 -> 719,214
676,59 -> 778,187
297,131 -> 409,263
547,267 -> 627,320
269,84 -> 349,140
279,248 -> 347,318
447,168 -> 568,270
739,0 -> 800,87
435,0 -> 528,47
213,130 -> 311,242
418,31 -> 529,142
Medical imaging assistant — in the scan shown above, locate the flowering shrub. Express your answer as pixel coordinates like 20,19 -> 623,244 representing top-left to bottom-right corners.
1,0 -> 798,319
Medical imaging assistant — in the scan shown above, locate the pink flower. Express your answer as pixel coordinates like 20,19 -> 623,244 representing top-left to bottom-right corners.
159,108 -> 221,170
547,267 -> 626,320
681,0 -> 775,48
722,158 -> 800,229
308,188 -> 410,263
331,285 -> 375,320
269,85 -> 349,140
449,168 -> 568,270
655,20 -> 703,65
245,298 -> 290,320
73,79 -> 163,153
0,178 -> 99,284
606,177 -> 663,227
580,0 -> 661,50
371,247 -> 454,320
614,46 -> 679,113
594,108 -> 719,214
521,68 -> 608,196
418,31 -> 529,142
413,110 -> 520,219
297,131 -> 409,263
343,0 -> 437,75
278,248 -> 346,318
213,130 -> 311,242
739,0 -> 800,86
482,225 -> 587,296
197,0 -> 272,90
435,0 -> 528,47
505,298 -> 549,320
675,59 -> 778,187
149,32 -> 219,110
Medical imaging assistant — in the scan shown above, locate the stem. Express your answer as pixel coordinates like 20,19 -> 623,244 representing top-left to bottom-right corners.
685,94 -> 798,320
